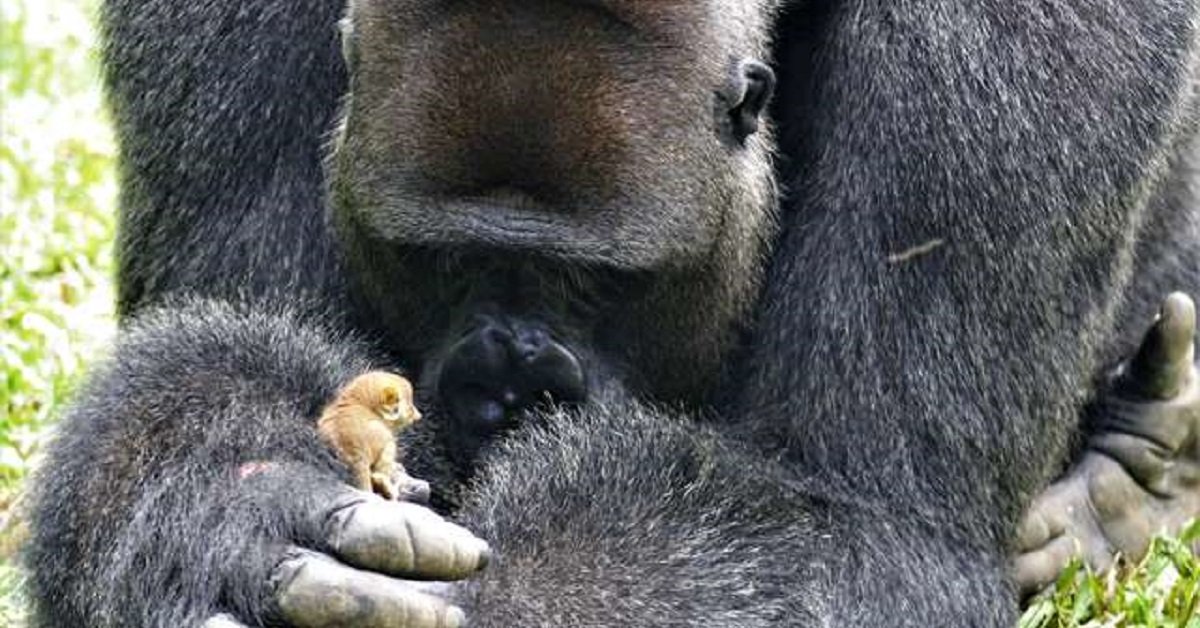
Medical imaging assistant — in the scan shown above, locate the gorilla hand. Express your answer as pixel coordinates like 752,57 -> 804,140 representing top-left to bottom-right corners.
207,464 -> 489,628
1014,292 -> 1200,599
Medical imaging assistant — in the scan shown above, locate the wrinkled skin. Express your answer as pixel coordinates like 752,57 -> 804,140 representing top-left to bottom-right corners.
1015,293 -> 1200,598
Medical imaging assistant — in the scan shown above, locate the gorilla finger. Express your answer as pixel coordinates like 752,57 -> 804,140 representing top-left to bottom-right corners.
201,614 -> 252,628
274,549 -> 467,628
1126,292 -> 1196,400
1015,487 -> 1073,553
1012,535 -> 1079,600
1015,508 -> 1053,554
326,494 -> 491,580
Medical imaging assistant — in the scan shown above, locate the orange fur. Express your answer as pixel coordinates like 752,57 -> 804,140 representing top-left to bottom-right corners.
317,371 -> 421,499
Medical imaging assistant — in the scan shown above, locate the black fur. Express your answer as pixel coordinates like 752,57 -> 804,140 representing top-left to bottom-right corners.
738,0 -> 1200,534
460,393 -> 1013,625
27,300 -> 375,626
26,0 -> 1200,627
100,0 -> 349,314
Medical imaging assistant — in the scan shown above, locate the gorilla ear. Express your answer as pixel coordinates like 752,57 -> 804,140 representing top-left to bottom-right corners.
720,59 -> 776,146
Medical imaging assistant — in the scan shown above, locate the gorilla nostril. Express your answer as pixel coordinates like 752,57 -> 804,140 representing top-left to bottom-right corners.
512,328 -> 549,362
522,327 -> 549,346
478,400 -> 505,425
484,326 -> 510,346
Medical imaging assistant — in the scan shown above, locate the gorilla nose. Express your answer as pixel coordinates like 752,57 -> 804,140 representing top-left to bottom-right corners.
436,314 -> 587,466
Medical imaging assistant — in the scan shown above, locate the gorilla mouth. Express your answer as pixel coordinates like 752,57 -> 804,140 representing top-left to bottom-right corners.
432,198 -> 621,262
348,190 -> 685,271
464,187 -> 552,213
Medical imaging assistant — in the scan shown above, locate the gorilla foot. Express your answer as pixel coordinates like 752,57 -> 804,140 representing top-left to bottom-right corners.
436,312 -> 587,467
1014,292 -> 1200,598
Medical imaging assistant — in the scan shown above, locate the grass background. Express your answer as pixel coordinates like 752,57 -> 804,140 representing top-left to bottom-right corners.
2,0 -> 117,623
0,0 -> 1195,625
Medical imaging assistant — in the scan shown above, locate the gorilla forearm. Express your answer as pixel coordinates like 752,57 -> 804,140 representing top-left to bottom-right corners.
457,399 -> 1014,626
461,401 -> 811,625
101,0 -> 347,314
742,0 -> 1200,541
27,299 -> 372,626
27,298 -> 1017,627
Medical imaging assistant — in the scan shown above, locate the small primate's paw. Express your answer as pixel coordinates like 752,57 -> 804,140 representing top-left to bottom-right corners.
371,472 -> 399,501
391,467 -> 432,505
436,312 -> 587,469
362,467 -> 430,504
1014,292 -> 1200,599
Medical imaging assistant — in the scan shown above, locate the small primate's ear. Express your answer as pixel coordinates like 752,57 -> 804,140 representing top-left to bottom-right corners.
718,58 -> 776,147
381,386 -> 400,406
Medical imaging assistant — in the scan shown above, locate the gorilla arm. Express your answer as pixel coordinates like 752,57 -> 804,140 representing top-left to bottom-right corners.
732,0 -> 1200,619
29,297 -> 1003,627
25,299 -> 488,628
456,394 -> 1015,626
137,385 -> 1016,627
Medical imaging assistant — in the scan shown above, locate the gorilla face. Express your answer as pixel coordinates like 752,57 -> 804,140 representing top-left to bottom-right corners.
328,0 -> 778,471
333,0 -> 775,269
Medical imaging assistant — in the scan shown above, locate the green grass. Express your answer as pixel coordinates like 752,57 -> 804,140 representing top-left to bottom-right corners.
0,0 -> 116,490
0,0 -> 1196,626
1020,522 -> 1200,628
1,0 -> 117,623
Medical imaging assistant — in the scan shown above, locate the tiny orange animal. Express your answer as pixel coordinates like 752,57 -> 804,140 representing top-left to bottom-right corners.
317,371 -> 421,499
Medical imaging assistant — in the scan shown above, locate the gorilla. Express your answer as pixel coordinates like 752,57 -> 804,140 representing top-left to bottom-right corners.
24,0 -> 1200,627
